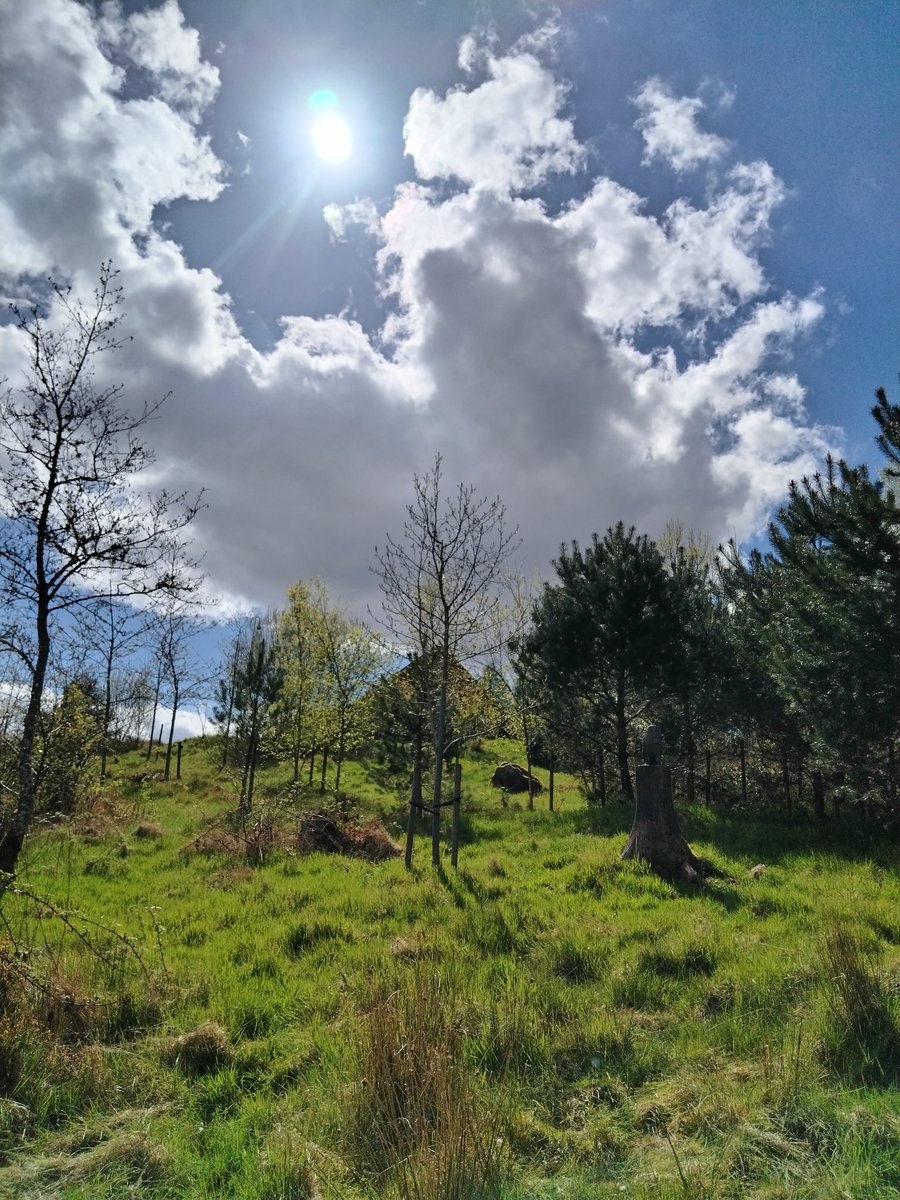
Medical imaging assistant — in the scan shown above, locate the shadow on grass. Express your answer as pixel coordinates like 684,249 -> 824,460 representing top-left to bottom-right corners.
680,804 -> 900,869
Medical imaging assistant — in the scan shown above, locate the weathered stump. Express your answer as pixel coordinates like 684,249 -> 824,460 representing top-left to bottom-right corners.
621,725 -> 721,883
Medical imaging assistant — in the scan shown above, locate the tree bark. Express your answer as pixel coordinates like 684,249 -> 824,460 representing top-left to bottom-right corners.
615,669 -> 634,802
431,628 -> 451,866
622,763 -> 714,882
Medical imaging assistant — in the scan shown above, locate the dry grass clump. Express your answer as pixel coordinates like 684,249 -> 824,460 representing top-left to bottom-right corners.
133,823 -> 164,840
181,829 -> 245,857
0,1128 -> 170,1192
297,810 -> 402,862
345,966 -> 508,1200
164,1020 -> 231,1075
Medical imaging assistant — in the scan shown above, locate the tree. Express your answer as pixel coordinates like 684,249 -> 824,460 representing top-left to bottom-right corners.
273,582 -> 328,783
309,588 -> 380,798
374,456 -> 518,863
524,524 -> 688,804
0,264 -> 200,876
155,602 -> 208,783
81,588 -> 151,776
233,619 -> 282,811
738,390 -> 900,811
213,616 -> 254,770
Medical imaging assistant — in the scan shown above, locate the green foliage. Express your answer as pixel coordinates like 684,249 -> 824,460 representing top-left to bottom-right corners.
523,523 -> 700,801
35,680 -> 102,815
0,740 -> 897,1198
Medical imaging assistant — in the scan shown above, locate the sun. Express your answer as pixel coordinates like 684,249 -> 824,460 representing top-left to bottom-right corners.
311,111 -> 353,163
307,90 -> 352,163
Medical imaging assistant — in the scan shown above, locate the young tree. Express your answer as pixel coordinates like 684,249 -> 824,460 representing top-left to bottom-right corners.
309,589 -> 380,798
273,582 -> 328,783
213,616 -> 254,770
0,264 -> 201,875
374,456 -> 519,864
523,524 -> 688,803
81,588 -> 151,776
234,620 -> 283,811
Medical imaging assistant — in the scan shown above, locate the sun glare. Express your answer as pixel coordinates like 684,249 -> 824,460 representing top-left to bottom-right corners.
307,91 -> 352,163
311,111 -> 353,163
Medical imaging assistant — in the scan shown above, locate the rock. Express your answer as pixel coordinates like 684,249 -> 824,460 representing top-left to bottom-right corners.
748,863 -> 766,878
490,762 -> 542,794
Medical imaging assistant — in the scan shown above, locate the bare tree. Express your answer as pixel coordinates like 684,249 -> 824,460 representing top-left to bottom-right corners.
0,263 -> 201,877
82,587 -> 151,776
374,455 -> 518,864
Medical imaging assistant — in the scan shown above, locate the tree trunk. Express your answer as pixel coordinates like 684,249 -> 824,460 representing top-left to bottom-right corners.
292,704 -> 303,782
146,672 -> 161,761
164,684 -> 179,781
100,650 -> 114,780
0,634 -> 49,877
335,714 -> 346,796
622,762 -> 714,882
615,671 -> 634,802
431,630 -> 451,866
812,769 -> 826,820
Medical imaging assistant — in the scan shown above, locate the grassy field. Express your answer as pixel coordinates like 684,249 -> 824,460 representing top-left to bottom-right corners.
0,739 -> 897,1199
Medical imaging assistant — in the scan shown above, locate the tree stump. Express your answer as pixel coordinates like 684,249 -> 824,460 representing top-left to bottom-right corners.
621,725 -> 718,882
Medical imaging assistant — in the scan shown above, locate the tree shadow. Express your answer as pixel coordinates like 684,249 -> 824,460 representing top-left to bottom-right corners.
680,804 -> 900,869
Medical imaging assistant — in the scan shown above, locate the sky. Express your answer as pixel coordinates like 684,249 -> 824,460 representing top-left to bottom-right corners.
0,0 -> 897,635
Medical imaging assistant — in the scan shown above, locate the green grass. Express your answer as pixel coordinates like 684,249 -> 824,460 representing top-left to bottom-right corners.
0,738 -> 897,1199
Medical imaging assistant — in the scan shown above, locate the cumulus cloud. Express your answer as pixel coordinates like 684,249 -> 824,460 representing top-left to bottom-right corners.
0,2 -> 835,618
404,31 -> 584,191
633,76 -> 729,172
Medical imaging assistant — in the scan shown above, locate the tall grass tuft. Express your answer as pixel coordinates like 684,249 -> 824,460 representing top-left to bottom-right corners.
818,921 -> 899,1084
345,965 -> 508,1200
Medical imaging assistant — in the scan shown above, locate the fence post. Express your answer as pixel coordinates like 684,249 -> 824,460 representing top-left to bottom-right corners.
450,762 -> 462,869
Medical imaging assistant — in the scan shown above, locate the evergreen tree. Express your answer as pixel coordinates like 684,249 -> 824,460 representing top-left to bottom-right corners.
524,524 -> 689,802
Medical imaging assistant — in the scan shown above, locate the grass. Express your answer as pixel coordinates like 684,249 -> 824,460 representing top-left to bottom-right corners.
0,737 -> 897,1198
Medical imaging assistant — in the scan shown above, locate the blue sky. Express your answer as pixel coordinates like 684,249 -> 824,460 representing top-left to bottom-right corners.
1,0 -> 896,629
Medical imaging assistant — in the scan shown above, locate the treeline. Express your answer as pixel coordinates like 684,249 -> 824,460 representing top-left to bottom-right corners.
213,391 -> 899,827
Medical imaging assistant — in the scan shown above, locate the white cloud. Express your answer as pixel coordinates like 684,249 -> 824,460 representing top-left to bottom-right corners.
323,198 -> 380,241
0,2 -> 836,617
404,32 -> 583,192
104,0 -> 220,123
633,76 -> 729,172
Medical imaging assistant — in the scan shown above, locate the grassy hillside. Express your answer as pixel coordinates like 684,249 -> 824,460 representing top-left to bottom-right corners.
0,740 -> 897,1199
